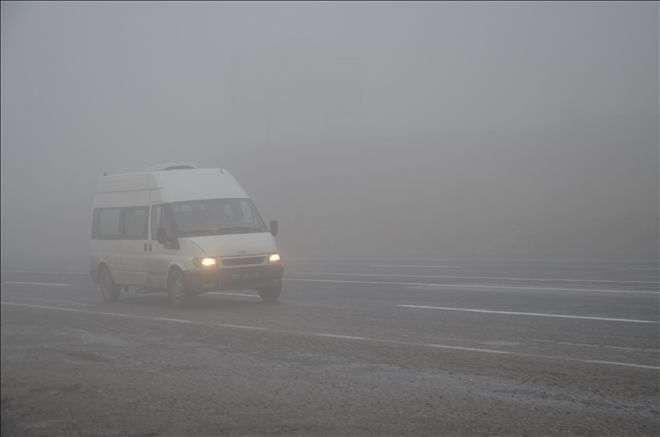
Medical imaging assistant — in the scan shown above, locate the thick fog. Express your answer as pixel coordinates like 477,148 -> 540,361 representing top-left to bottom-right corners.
1,2 -> 658,271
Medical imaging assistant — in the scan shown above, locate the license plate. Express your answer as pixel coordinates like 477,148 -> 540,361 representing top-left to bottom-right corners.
232,271 -> 259,281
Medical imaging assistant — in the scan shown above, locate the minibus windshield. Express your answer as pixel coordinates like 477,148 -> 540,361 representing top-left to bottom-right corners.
165,198 -> 268,237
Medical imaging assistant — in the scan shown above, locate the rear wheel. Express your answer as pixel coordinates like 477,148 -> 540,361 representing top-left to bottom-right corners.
99,266 -> 120,303
167,268 -> 191,308
258,284 -> 282,303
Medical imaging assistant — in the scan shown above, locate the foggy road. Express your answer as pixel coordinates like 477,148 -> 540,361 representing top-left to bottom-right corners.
2,259 -> 658,436
3,2 -> 658,436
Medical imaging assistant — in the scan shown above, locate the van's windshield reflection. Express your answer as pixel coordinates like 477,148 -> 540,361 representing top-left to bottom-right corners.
166,198 -> 268,237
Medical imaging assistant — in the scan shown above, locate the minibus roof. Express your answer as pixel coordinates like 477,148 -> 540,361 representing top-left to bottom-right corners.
96,167 -> 249,204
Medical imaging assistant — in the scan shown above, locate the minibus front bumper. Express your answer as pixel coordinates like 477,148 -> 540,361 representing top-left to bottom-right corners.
184,265 -> 284,293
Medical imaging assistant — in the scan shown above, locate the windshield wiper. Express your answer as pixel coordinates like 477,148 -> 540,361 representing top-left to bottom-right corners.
178,226 -> 264,236
178,229 -> 220,237
214,226 -> 264,235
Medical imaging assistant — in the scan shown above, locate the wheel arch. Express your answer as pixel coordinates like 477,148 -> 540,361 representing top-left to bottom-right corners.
96,261 -> 112,282
166,261 -> 186,284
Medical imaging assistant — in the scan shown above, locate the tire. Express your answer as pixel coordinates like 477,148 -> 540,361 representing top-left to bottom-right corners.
258,284 -> 282,303
99,266 -> 120,303
167,268 -> 191,308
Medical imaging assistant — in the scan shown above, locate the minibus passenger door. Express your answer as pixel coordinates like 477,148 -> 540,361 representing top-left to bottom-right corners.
147,205 -> 173,289
119,207 -> 150,287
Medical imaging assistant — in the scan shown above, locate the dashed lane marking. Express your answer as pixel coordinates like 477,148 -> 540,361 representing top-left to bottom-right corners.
2,300 -> 658,371
314,333 -> 367,340
397,304 -> 659,324
425,344 -> 511,354
585,360 -> 660,370
283,278 -> 660,295
4,281 -> 72,287
531,339 -> 660,353
207,292 -> 260,298
370,265 -> 460,269
288,271 -> 659,285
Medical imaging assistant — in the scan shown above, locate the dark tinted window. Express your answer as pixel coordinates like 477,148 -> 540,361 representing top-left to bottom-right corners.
92,208 -> 121,239
123,207 -> 148,240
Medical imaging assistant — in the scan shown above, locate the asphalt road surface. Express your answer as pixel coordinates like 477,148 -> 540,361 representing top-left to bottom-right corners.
2,259 -> 659,436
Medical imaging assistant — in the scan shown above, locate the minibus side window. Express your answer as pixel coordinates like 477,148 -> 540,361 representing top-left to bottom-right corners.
122,207 -> 148,240
151,205 -> 177,243
92,208 -> 121,240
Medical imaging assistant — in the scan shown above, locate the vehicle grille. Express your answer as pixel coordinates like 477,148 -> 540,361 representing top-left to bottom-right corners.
221,256 -> 265,266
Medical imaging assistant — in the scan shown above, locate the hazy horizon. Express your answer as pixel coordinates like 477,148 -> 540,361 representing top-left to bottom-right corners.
2,1 -> 658,271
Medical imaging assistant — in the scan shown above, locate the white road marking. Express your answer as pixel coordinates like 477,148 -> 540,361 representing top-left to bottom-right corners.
220,324 -> 268,331
283,278 -> 660,295
1,302 -> 84,312
2,270 -> 88,276
531,339 -> 660,353
3,268 -> 657,283
0,295 -> 92,308
4,281 -> 72,287
1,300 -> 658,371
314,333 -> 367,340
615,267 -> 659,271
207,292 -> 260,298
397,305 -> 659,324
409,283 -> 660,295
288,271 -> 659,285
153,317 -> 193,324
370,265 -> 460,269
480,341 -> 520,347
426,344 -> 511,354
284,278 -> 435,286
97,311 -> 146,319
585,360 -> 660,370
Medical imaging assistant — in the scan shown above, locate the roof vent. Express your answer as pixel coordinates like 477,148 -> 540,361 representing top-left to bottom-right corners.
146,162 -> 198,171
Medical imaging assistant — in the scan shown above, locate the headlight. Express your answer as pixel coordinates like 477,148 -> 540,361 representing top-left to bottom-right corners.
193,257 -> 217,268
268,253 -> 281,263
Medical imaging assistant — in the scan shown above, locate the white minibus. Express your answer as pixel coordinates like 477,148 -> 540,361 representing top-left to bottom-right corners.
89,162 -> 283,307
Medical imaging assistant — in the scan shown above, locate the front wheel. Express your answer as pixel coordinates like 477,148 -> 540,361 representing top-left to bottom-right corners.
99,266 -> 120,303
257,284 -> 282,303
167,268 -> 192,308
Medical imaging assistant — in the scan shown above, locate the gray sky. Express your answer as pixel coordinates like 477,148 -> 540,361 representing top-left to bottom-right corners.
1,2 -> 658,270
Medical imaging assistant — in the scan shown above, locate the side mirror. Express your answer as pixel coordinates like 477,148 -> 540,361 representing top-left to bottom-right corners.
156,227 -> 168,244
269,220 -> 278,237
